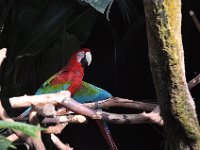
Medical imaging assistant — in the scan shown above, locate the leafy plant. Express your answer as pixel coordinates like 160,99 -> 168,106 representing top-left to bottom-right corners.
0,134 -> 16,150
0,121 -> 46,150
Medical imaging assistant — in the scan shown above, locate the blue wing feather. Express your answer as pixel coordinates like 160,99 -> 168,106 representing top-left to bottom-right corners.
17,81 -> 111,119
36,81 -> 111,102
73,82 -> 112,103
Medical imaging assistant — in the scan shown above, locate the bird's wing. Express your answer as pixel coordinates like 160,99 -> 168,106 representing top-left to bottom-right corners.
35,81 -> 71,95
73,81 -> 112,103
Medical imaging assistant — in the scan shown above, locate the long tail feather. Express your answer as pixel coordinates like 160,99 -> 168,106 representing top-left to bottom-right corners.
96,120 -> 118,150
15,107 -> 32,120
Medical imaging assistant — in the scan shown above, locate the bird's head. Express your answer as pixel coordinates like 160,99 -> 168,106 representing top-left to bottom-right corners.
75,48 -> 92,67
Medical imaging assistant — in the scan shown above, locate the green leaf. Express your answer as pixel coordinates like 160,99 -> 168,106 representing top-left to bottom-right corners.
0,135 -> 16,150
81,0 -> 113,14
0,121 -> 46,138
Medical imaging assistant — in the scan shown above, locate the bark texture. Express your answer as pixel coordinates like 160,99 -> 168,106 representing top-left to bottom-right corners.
143,0 -> 200,149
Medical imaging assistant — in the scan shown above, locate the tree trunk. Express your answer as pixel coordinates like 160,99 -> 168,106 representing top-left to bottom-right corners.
143,0 -> 200,149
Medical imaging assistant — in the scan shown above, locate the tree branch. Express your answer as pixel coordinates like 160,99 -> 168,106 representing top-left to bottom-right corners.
41,115 -> 87,124
188,73 -> 200,90
98,106 -> 163,125
29,111 -> 46,150
46,123 -> 68,134
189,10 -> 200,33
51,133 -> 73,150
9,92 -> 163,125
6,134 -> 19,142
84,97 -> 157,112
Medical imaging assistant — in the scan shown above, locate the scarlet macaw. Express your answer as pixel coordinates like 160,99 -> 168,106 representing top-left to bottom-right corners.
17,48 -> 118,150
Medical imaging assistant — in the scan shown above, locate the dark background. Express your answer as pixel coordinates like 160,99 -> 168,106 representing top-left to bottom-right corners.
0,0 -> 200,150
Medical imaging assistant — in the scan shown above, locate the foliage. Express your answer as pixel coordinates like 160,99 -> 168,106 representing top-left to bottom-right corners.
0,121 -> 46,150
0,134 -> 16,150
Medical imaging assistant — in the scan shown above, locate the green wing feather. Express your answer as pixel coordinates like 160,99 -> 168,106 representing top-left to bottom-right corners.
73,82 -> 112,103
36,80 -> 111,103
41,73 -> 57,87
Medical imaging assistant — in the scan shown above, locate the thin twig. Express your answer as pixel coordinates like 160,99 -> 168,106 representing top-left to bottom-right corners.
46,123 -> 68,134
51,133 -> 73,150
41,115 -> 86,124
189,10 -> 200,33
6,134 -> 19,142
188,73 -> 200,90
0,48 -> 7,65
29,111 -> 46,150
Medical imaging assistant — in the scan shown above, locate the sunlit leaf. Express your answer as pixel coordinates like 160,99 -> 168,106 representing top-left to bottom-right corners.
0,135 -> 16,150
81,0 -> 113,14
0,121 -> 46,138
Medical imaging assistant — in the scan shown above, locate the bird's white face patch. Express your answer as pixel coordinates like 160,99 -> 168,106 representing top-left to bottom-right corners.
77,51 -> 92,66
76,51 -> 85,63
85,52 -> 92,66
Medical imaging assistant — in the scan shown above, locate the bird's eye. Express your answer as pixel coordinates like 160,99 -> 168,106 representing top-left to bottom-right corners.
76,51 -> 85,63
77,51 -> 84,58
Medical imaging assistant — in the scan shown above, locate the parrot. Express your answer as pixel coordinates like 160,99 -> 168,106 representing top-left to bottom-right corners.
16,48 -> 118,150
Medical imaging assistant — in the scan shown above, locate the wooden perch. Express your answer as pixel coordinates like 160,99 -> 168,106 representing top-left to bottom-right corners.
34,104 -> 56,117
29,111 -> 46,150
99,106 -> 163,125
61,99 -> 163,125
9,92 -> 163,125
84,97 -> 157,112
46,123 -> 68,134
10,93 -> 157,112
41,115 -> 87,124
9,92 -> 66,107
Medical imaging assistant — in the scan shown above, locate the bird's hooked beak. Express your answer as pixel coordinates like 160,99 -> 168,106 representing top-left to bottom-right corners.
85,51 -> 92,66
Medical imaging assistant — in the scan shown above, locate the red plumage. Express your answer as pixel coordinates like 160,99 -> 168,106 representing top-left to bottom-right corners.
50,48 -> 91,94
